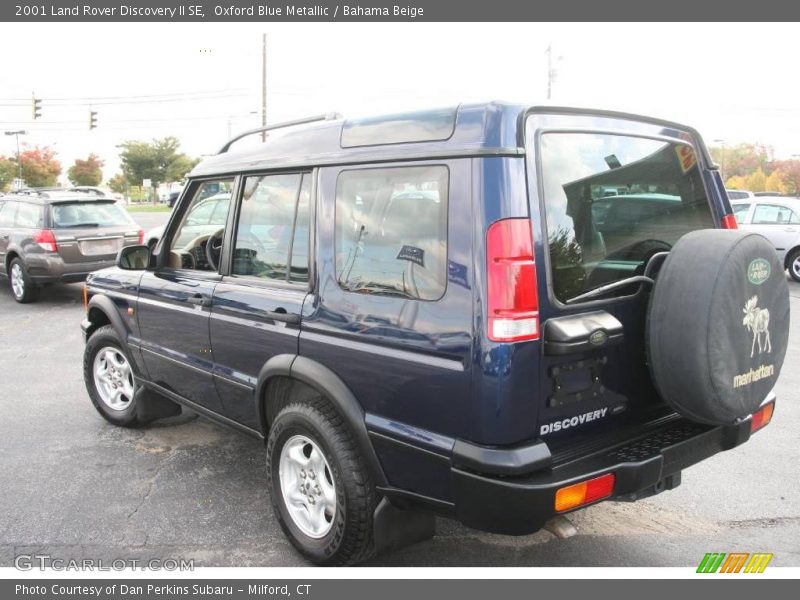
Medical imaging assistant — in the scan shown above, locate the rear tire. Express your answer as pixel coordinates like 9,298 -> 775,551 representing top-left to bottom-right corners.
787,248 -> 800,282
8,258 -> 39,303
266,399 -> 377,565
83,325 -> 146,428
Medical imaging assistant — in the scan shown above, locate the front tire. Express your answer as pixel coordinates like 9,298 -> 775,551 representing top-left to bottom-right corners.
266,400 -> 377,565
9,258 -> 39,303
83,325 -> 145,427
788,248 -> 800,282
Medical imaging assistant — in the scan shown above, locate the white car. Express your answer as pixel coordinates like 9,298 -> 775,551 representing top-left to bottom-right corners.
726,189 -> 755,201
731,196 -> 800,281
144,192 -> 230,250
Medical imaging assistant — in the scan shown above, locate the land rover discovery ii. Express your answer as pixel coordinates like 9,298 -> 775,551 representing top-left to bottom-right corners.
80,103 -> 790,565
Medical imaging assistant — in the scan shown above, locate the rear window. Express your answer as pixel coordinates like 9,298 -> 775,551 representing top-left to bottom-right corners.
539,132 -> 714,303
51,202 -> 132,228
726,190 -> 751,200
335,165 -> 449,300
732,203 -> 751,223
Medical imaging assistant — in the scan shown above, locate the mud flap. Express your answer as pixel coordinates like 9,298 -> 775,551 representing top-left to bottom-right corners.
135,386 -> 182,423
373,497 -> 435,555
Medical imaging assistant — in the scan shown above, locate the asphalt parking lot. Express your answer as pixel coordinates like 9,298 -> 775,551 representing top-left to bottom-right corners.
1,210 -> 798,568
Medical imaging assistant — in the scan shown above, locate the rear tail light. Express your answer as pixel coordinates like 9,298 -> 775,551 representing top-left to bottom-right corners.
486,218 -> 539,342
750,402 -> 775,433
137,229 -> 144,245
721,214 -> 738,229
555,473 -> 616,512
33,229 -> 58,252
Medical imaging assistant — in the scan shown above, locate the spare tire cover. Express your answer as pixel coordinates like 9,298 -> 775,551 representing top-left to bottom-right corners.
647,229 -> 790,425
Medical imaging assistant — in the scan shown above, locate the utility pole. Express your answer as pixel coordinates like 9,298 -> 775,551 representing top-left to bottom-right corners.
546,44 -> 562,100
4,130 -> 27,189
546,44 -> 553,100
261,33 -> 267,141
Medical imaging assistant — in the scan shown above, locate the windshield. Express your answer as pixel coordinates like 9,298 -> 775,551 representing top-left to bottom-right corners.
539,132 -> 714,303
51,201 -> 133,228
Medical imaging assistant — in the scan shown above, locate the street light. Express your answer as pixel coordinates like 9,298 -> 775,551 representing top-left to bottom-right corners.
4,130 -> 27,189
713,138 -> 727,181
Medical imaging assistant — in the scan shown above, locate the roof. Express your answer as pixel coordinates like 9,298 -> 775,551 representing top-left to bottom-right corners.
190,101 -> 713,178
1,192 -> 115,204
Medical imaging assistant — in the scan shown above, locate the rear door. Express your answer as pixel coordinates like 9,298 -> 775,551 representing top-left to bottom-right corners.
209,172 -> 311,430
525,112 -> 720,443
49,200 -> 140,264
136,179 -> 234,413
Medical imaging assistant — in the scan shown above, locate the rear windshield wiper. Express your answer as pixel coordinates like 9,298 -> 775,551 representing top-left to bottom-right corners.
58,222 -> 100,228
565,275 -> 654,305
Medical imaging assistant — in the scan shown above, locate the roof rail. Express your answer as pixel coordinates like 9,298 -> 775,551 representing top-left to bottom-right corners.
217,112 -> 342,154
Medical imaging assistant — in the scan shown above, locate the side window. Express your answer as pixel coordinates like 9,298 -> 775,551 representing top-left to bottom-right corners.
752,204 -> 794,225
335,165 -> 449,300
732,203 -> 751,224
168,179 -> 233,271
0,202 -> 15,227
232,172 -> 309,284
15,203 -> 43,229
791,210 -> 800,225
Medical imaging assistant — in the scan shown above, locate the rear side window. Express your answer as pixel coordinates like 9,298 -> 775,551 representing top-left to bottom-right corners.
232,172 -> 310,284
732,203 -> 751,223
51,202 -> 131,228
539,133 -> 714,303
335,165 -> 449,300
752,203 -> 799,225
15,202 -> 43,229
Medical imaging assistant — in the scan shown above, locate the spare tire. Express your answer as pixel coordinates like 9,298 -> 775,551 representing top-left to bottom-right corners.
647,229 -> 790,425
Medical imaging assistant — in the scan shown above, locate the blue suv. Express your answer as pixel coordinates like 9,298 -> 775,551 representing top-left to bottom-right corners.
81,103 -> 790,565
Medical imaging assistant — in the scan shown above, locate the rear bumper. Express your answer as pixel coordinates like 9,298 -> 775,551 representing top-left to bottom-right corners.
25,254 -> 116,284
453,415 -> 753,534
374,396 -> 774,536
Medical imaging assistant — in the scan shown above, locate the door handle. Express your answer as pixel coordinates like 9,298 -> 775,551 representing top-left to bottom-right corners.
266,308 -> 301,325
187,294 -> 211,307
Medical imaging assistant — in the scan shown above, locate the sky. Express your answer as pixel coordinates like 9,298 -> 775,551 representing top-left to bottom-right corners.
1,22 -> 799,184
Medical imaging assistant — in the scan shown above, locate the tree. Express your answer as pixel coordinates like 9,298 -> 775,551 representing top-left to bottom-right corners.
19,145 -> 61,187
107,172 -> 128,195
725,175 -> 749,190
764,170 -> 786,194
0,156 -> 17,192
745,168 -> 767,193
709,143 -> 773,180
118,137 -> 198,191
67,153 -> 104,186
772,160 -> 800,196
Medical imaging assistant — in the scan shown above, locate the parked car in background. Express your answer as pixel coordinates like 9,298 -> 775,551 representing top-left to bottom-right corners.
144,191 -> 230,251
732,196 -> 800,281
0,193 -> 143,302
755,191 -> 783,197
726,189 -> 755,200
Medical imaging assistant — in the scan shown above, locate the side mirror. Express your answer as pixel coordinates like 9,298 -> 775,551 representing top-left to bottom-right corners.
117,245 -> 151,270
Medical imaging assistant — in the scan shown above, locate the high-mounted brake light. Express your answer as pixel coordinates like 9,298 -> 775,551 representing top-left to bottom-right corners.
486,218 -> 539,342
721,214 -> 738,229
555,473 -> 616,513
750,402 -> 775,433
33,229 -> 58,252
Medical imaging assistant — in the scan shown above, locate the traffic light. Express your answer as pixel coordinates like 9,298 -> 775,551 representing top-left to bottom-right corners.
31,97 -> 42,120
89,111 -> 98,130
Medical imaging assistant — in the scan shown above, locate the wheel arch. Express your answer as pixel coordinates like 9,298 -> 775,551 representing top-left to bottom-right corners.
256,354 -> 388,487
784,245 -> 800,269
85,294 -> 131,352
